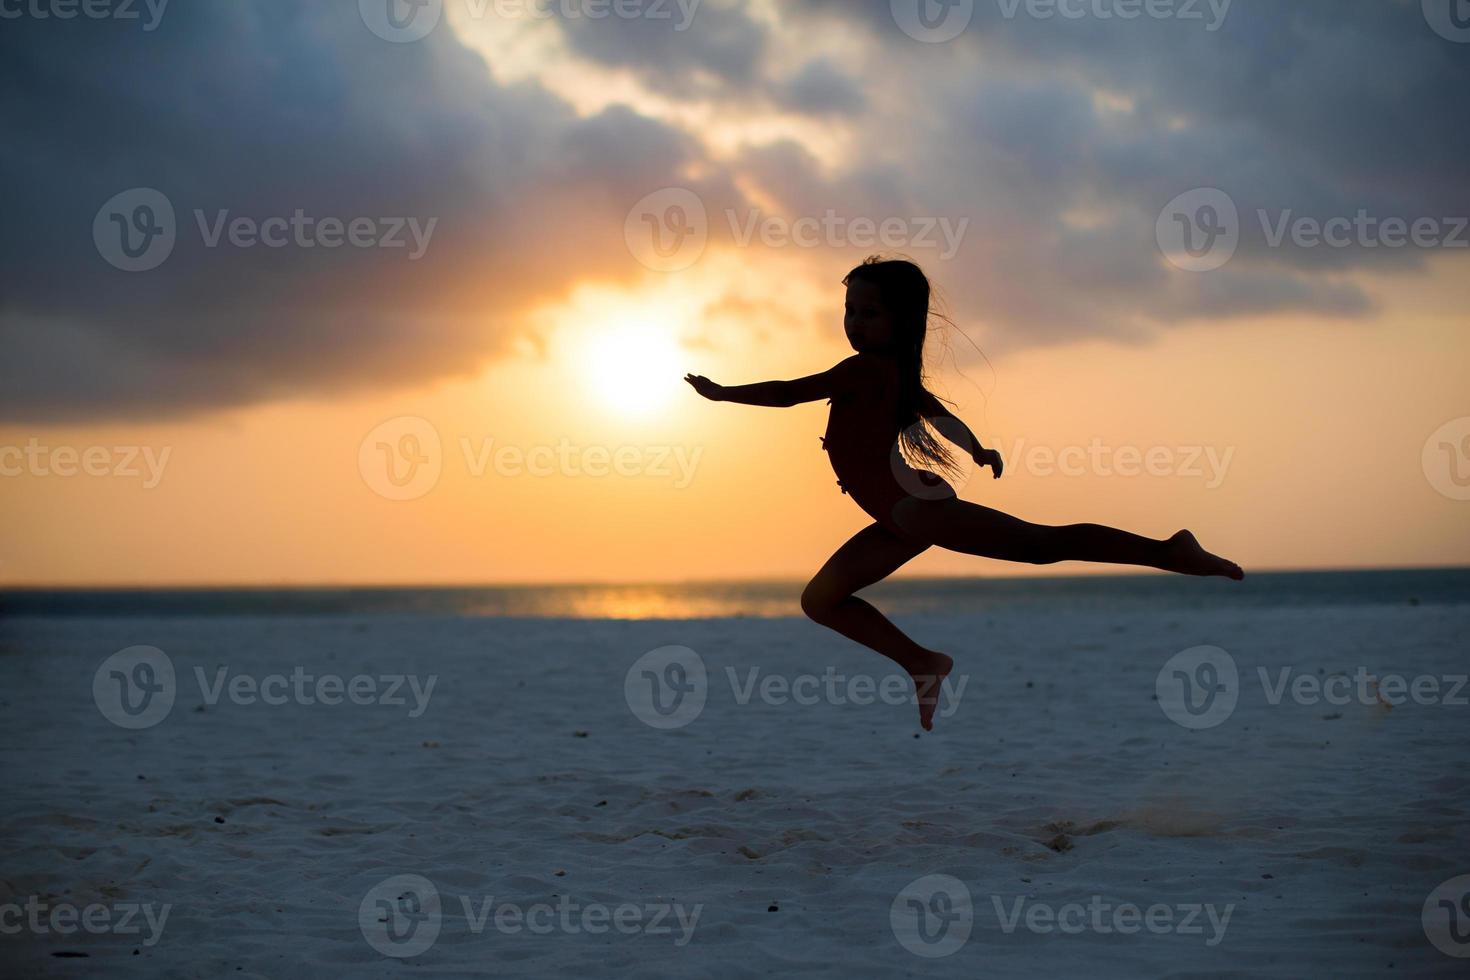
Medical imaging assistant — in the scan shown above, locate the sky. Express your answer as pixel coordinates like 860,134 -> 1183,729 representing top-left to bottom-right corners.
1,0 -> 1468,586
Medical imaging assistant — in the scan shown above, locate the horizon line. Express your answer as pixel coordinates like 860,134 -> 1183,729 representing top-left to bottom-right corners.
3,562 -> 1467,592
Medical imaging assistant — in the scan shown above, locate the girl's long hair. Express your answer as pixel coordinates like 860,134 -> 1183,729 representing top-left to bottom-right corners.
842,255 -> 967,483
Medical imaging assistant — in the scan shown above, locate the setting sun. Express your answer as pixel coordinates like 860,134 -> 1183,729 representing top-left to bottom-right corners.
581,315 -> 684,418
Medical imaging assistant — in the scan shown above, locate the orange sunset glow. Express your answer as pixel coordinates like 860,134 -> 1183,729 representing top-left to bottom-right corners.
2,1 -> 1467,587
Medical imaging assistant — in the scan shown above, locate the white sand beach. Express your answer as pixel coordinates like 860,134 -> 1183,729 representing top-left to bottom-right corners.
2,600 -> 1467,977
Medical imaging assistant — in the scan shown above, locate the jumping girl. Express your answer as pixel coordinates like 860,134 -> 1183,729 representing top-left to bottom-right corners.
684,256 -> 1244,731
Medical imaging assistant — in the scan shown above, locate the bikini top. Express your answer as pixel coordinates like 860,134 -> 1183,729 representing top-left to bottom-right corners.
818,432 -> 849,495
818,398 -> 852,493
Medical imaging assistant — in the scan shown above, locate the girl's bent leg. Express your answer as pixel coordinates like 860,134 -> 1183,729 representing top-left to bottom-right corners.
801,523 -> 953,729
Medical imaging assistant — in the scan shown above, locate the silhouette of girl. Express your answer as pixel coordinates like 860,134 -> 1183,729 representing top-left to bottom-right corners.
686,256 -> 1243,730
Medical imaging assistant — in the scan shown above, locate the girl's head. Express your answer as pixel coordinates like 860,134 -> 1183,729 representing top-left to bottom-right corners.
841,256 -> 932,356
841,255 -> 965,482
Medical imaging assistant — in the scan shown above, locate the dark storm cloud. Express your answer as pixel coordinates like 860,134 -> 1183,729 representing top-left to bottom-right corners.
551,0 -> 868,117
775,57 -> 869,116
791,0 -> 1470,228
761,0 -> 1467,346
0,0 -> 744,422
553,0 -> 767,90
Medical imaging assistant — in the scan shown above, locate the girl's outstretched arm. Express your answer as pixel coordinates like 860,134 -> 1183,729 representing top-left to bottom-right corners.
919,390 -> 1004,478
685,355 -> 876,408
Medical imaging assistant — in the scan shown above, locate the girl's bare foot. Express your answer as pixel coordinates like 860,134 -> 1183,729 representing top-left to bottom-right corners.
1164,530 -> 1244,580
909,650 -> 954,731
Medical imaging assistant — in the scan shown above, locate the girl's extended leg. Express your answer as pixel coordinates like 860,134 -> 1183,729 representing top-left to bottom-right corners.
891,497 -> 1243,579
800,522 -> 953,730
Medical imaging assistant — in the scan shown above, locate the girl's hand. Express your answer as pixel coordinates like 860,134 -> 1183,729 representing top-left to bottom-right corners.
975,447 -> 1004,479
684,374 -> 725,401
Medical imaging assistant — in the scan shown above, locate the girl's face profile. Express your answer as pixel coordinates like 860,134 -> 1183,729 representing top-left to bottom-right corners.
843,280 -> 896,354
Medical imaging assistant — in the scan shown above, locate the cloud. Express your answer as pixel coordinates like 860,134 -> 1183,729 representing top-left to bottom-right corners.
553,0 -> 767,92
3,0 -> 1465,421
748,0 -> 1467,347
0,1 -> 744,422
774,57 -> 869,116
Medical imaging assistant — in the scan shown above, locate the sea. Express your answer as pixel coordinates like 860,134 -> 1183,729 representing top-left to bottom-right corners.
2,568 -> 1466,620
